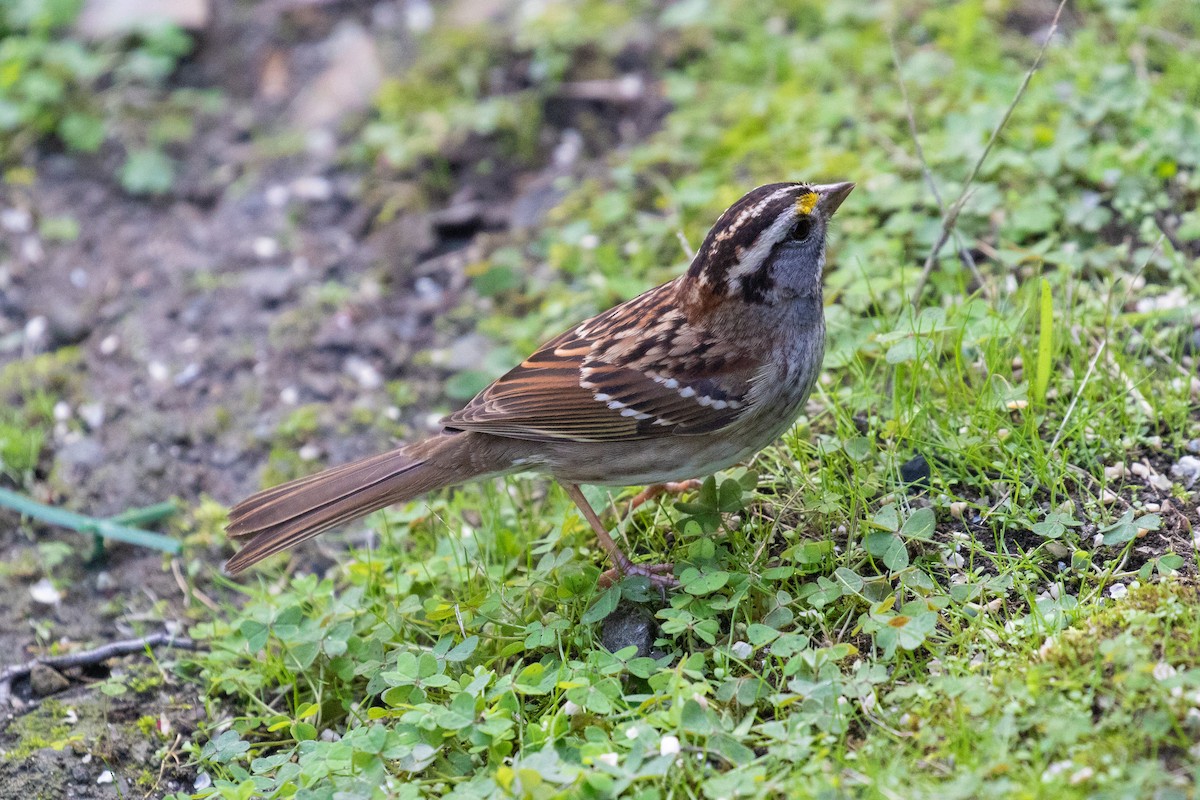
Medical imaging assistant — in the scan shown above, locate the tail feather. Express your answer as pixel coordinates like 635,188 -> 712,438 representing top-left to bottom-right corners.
224,434 -> 485,574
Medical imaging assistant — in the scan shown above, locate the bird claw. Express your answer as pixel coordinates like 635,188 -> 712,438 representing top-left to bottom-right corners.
598,561 -> 678,591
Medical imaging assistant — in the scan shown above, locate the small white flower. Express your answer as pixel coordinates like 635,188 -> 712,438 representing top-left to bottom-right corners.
562,700 -> 581,716
625,726 -> 639,740
1042,760 -> 1072,782
1069,766 -> 1094,785
1153,661 -> 1177,682
659,735 -> 681,756
597,752 -> 619,767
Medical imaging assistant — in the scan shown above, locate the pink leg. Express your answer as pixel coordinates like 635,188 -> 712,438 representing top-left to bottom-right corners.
561,482 -> 678,589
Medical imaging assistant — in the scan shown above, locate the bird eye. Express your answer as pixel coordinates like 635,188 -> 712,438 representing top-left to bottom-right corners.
790,218 -> 813,242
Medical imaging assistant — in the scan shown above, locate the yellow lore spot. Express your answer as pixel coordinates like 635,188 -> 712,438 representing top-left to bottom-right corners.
795,191 -> 818,216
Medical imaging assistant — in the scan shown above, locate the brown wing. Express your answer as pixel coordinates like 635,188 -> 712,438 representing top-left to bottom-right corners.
442,282 -> 762,443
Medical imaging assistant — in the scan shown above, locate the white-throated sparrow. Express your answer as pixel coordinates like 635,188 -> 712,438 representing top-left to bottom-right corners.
226,181 -> 854,586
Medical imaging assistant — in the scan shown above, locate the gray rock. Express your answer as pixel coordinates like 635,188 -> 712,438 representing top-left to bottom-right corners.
600,604 -> 658,658
240,266 -> 298,306
29,663 -> 70,697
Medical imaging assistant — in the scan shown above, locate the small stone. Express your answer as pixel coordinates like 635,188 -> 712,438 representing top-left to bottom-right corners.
95,571 -> 115,591
99,334 -> 120,355
78,402 -> 105,430
996,428 -> 1011,441
29,577 -> 62,605
265,184 -> 290,208
345,356 -> 382,390
1109,583 -> 1128,600
193,773 -> 212,791
0,207 -> 32,233
730,641 -> 752,660
949,501 -> 967,519
96,770 -> 114,785
597,752 -> 619,767
290,176 -> 333,202
46,305 -> 93,347
148,361 -> 170,383
29,663 -> 71,697
1130,461 -> 1150,478
24,315 -> 48,346
900,453 -> 931,492
659,734 -> 681,756
53,401 -> 72,422
252,236 -> 281,260
1103,463 -> 1126,481
279,386 -> 299,405
174,362 -> 202,388
1005,399 -> 1029,411
600,604 -> 658,658
1099,489 -> 1118,505
298,443 -> 322,462
1148,473 -> 1172,492
1171,456 -> 1200,489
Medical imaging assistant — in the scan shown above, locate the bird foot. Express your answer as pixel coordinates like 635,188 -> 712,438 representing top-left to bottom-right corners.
598,561 -> 678,590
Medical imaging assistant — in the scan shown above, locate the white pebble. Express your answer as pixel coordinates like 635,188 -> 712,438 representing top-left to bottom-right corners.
730,641 -> 752,660
99,334 -> 120,355
96,770 -> 114,785
0,207 -> 32,233
1171,456 -> 1200,488
298,443 -> 322,462
597,752 -> 619,767
53,401 -> 72,422
345,356 -> 382,390
148,361 -> 170,383
29,578 -> 62,605
659,734 -> 681,756
279,386 -> 299,405
265,184 -> 290,207
253,236 -> 281,260
79,403 -> 105,430
291,176 -> 333,201
24,315 -> 48,343
1109,583 -> 1127,600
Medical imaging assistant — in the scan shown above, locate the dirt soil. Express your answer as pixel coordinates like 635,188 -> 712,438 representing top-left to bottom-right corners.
0,1 -> 665,795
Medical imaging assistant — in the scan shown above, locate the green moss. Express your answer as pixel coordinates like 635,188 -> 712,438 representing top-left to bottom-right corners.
2,700 -> 81,761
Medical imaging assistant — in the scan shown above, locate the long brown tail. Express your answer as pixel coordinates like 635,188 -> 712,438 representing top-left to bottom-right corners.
224,433 -> 501,574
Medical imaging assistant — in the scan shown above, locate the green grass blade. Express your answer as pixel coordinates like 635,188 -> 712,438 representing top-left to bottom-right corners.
1034,278 -> 1053,405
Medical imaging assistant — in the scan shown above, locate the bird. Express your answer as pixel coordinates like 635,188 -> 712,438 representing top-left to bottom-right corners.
224,180 -> 854,587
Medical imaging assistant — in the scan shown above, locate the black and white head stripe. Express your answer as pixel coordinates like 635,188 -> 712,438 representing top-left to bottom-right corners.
686,182 -> 817,296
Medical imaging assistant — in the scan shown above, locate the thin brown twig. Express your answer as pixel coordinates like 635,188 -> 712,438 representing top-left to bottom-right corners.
889,34 -> 988,299
909,0 -> 1069,305
0,632 -> 200,705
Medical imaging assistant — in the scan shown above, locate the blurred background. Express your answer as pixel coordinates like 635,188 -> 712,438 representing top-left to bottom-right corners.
1,0 -> 1199,796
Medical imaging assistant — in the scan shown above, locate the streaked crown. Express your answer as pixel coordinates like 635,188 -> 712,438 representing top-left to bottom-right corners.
686,181 -> 853,304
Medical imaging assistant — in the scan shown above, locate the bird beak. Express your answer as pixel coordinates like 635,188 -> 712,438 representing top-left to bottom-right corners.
812,182 -> 855,216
